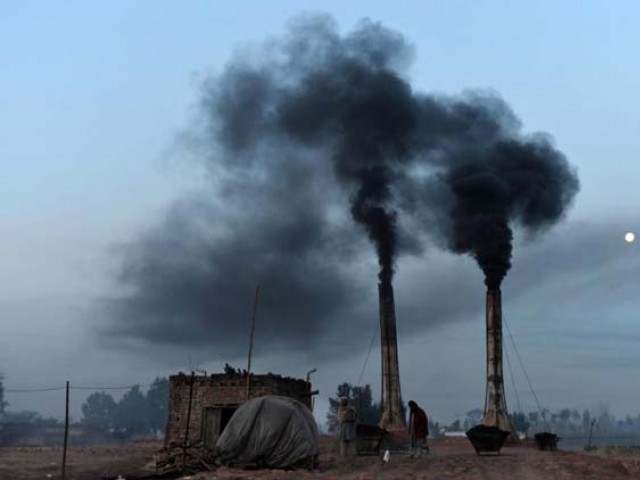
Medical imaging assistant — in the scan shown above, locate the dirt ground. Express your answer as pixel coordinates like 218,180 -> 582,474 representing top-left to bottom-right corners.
0,440 -> 161,480
2,437 -> 640,480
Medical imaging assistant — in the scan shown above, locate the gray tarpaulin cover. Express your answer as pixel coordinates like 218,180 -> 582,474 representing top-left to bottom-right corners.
215,396 -> 319,468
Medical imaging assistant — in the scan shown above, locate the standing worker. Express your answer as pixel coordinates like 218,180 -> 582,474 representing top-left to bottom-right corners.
338,397 -> 357,457
408,400 -> 429,458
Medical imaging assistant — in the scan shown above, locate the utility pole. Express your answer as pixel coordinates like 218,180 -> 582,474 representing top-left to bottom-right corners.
183,372 -> 195,468
306,368 -> 317,412
61,381 -> 70,480
246,284 -> 260,400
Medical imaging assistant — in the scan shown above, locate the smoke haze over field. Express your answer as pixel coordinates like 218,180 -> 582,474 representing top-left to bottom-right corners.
106,14 -> 578,352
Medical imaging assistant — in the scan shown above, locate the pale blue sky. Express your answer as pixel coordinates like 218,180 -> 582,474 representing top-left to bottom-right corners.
1,1 -> 639,423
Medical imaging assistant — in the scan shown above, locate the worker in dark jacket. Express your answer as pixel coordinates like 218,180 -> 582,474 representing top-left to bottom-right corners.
408,400 -> 429,457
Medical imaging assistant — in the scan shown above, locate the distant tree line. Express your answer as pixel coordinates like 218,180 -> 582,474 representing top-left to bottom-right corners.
0,375 -> 169,440
445,406 -> 640,438
0,373 -> 62,427
326,383 -> 382,432
324,381 -> 640,441
80,377 -> 169,438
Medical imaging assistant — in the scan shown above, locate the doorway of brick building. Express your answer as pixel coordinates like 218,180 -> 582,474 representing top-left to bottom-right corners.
202,406 -> 238,448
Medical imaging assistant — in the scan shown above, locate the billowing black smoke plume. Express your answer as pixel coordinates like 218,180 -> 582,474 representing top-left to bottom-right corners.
210,16 -> 421,285
442,138 -> 579,289
105,14 -> 578,353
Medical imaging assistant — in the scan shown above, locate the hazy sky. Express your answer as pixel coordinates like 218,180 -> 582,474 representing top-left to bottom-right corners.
1,1 -> 639,425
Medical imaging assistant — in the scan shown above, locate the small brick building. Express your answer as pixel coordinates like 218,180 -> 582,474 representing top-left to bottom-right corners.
165,371 -> 313,448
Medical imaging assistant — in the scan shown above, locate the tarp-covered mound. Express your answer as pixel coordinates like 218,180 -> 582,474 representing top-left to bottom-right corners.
215,395 -> 319,469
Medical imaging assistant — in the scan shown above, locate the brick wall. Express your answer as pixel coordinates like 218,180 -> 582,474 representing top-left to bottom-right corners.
164,372 -> 312,447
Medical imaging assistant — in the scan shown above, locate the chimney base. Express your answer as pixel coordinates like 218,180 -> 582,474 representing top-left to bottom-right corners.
378,281 -> 405,430
484,288 -> 518,442
378,412 -> 406,432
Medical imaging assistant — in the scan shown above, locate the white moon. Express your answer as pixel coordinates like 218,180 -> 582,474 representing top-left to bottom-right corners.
624,232 -> 635,243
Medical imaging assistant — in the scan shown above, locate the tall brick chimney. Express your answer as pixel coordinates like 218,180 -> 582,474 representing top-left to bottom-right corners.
378,281 -> 405,430
482,289 -> 517,437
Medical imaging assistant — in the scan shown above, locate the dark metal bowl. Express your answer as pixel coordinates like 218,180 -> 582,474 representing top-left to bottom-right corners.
466,425 -> 510,455
534,432 -> 560,451
355,423 -> 388,455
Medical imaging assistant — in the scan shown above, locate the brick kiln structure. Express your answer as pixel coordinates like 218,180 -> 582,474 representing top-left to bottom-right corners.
378,281 -> 405,430
165,372 -> 313,448
483,288 -> 518,439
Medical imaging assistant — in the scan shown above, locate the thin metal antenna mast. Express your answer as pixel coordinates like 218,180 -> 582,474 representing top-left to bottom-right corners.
246,284 -> 261,400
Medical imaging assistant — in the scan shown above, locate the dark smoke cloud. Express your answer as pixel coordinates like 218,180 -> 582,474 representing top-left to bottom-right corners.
207,15 -> 420,284
104,154 -> 370,355
105,14 -> 578,354
442,136 -> 579,289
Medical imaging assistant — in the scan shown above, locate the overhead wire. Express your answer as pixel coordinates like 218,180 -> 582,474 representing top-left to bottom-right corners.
4,383 -> 151,393
71,384 -> 150,390
503,334 -> 523,414
356,321 -> 379,387
503,316 -> 548,428
5,386 -> 67,393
